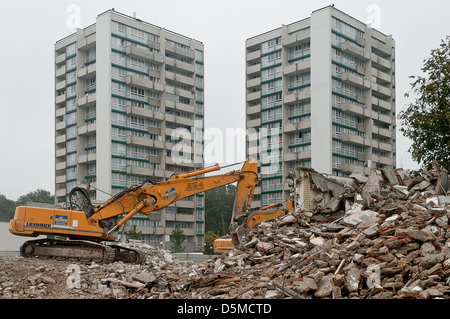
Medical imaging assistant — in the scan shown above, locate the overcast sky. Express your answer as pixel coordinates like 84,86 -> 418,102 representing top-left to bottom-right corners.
0,0 -> 448,201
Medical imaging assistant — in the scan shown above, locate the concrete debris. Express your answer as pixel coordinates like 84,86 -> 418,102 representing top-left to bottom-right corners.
0,164 -> 449,299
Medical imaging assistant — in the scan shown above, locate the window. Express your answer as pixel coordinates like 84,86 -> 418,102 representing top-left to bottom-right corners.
66,126 -> 77,139
66,71 -> 76,84
130,86 -> 145,99
117,23 -> 126,34
85,77 -> 96,92
66,139 -> 76,153
66,153 -> 77,166
288,42 -> 310,60
130,27 -> 145,42
332,17 -> 364,40
267,50 -> 281,61
66,43 -> 76,57
66,167 -> 77,180
66,56 -> 76,70
66,112 -> 77,125
86,49 -> 96,63
268,37 -> 281,47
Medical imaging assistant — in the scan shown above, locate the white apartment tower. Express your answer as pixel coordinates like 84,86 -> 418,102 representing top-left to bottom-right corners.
246,6 -> 396,207
54,9 -> 206,251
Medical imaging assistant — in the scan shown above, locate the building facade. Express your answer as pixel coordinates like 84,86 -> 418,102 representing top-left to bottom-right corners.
246,6 -> 396,207
54,9 -> 206,251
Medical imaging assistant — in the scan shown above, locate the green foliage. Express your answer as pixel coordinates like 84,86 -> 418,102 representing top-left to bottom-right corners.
170,225 -> 186,252
0,194 -> 16,220
16,189 -> 55,206
204,230 -> 219,253
127,225 -> 142,241
205,184 -> 237,236
399,36 -> 450,170
0,189 -> 55,221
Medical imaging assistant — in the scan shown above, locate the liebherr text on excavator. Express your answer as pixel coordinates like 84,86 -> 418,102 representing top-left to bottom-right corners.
9,158 -> 259,264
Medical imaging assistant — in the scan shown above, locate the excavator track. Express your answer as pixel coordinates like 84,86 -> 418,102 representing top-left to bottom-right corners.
20,239 -> 145,264
110,244 -> 146,264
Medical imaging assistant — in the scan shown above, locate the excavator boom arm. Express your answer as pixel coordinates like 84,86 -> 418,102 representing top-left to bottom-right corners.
84,158 -> 258,235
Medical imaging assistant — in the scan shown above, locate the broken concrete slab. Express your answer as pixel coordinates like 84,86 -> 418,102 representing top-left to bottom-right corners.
343,209 -> 378,227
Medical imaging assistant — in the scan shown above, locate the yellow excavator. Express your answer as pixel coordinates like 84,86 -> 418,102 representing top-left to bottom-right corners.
9,158 -> 259,264
213,199 -> 294,254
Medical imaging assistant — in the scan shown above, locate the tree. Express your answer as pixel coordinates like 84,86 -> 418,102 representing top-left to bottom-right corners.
127,225 -> 142,241
170,225 -> 186,252
204,230 -> 219,254
398,36 -> 450,169
16,189 -> 55,207
205,184 -> 237,236
0,194 -> 16,220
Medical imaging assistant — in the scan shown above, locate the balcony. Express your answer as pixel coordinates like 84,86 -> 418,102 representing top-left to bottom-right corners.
341,133 -> 371,146
371,97 -> 392,111
77,33 -> 96,50
283,59 -> 311,76
126,165 -> 155,177
247,63 -> 261,75
283,90 -> 311,104
55,121 -> 66,131
78,63 -> 96,79
55,52 -> 66,65
247,77 -> 261,88
125,136 -> 155,148
56,80 -> 67,92
340,41 -> 371,61
55,162 -> 66,172
165,72 -> 195,87
165,43 -> 195,59
55,148 -> 66,158
77,123 -> 96,135
371,82 -> 392,98
371,53 -> 392,71
78,153 -> 96,164
283,120 -> 311,133
55,134 -> 66,144
370,153 -> 394,167
246,49 -> 261,62
55,94 -> 66,105
55,175 -> 66,184
372,41 -> 392,58
247,91 -> 261,102
283,29 -> 310,46
341,103 -> 370,118
247,118 -> 261,128
126,75 -> 164,92
125,45 -> 164,64
341,72 -> 370,90
126,106 -> 164,121
371,68 -> 391,84
283,150 -> 311,162
340,163 -> 366,174
78,92 -> 97,107
175,102 -> 195,114
55,65 -> 66,78
371,111 -> 393,125
247,104 -> 261,116
372,126 -> 393,139
175,115 -> 194,127
165,57 -> 195,73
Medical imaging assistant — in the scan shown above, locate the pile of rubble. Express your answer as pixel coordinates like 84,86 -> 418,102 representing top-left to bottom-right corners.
0,242 -> 204,299
203,163 -> 450,299
1,164 -> 449,300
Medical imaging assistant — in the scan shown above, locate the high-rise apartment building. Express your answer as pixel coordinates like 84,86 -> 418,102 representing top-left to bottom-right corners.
246,6 -> 396,207
54,9 -> 206,251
